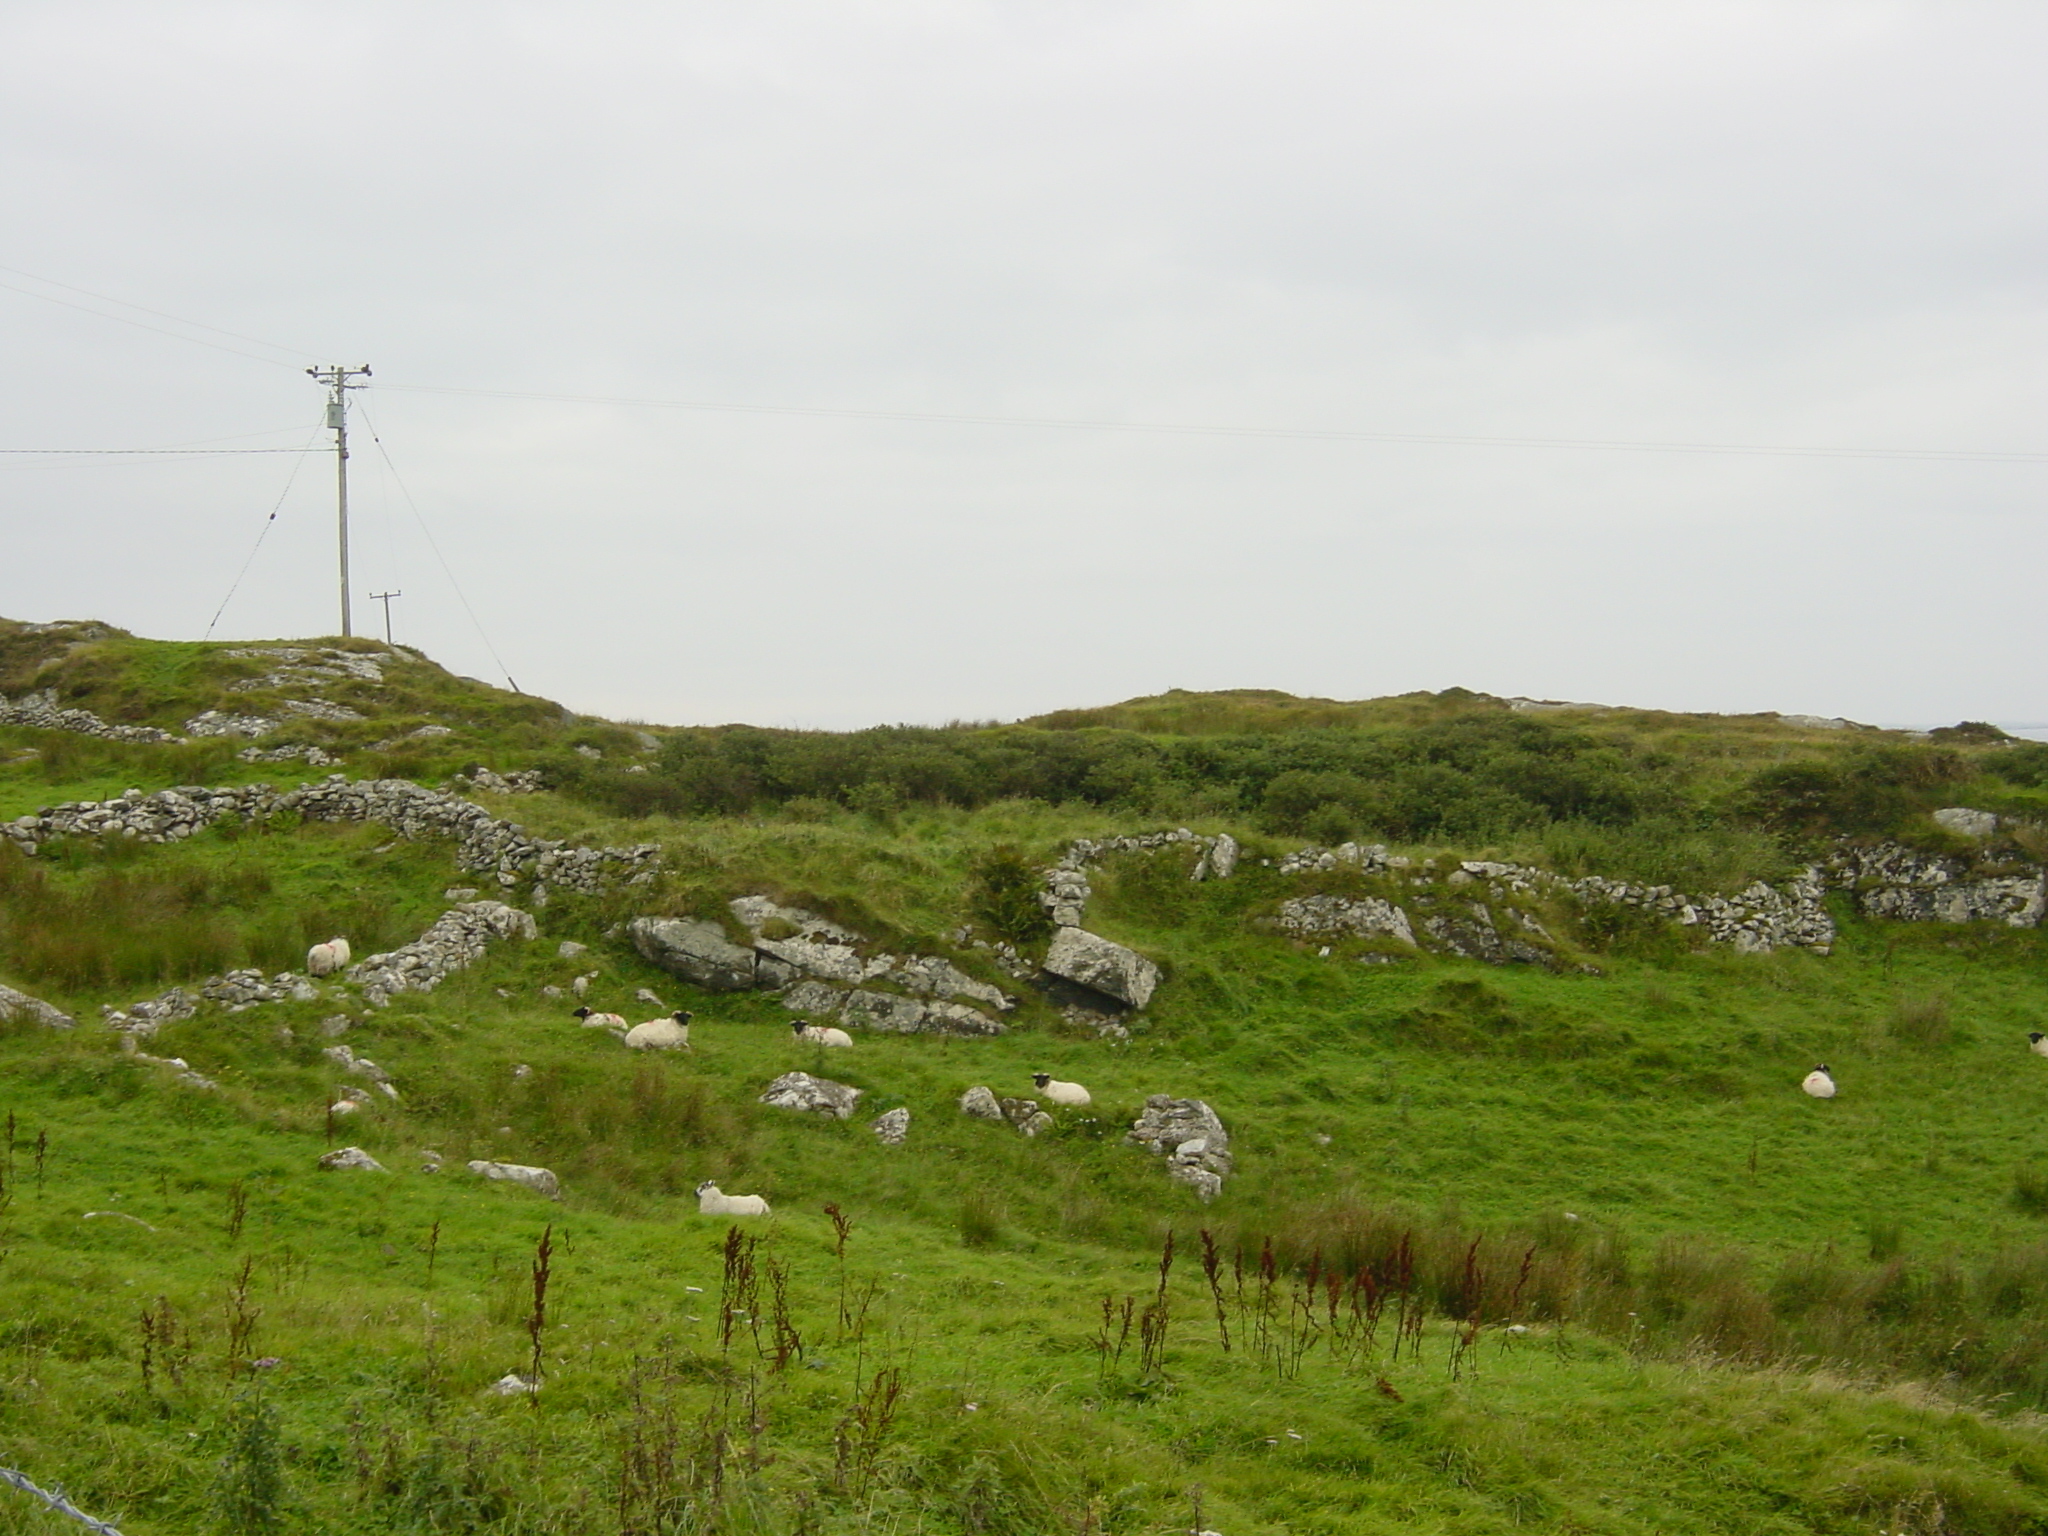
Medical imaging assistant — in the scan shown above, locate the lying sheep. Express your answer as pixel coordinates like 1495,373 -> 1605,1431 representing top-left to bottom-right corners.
1801,1064 -> 1837,1099
1031,1072 -> 1091,1107
695,1180 -> 770,1216
791,1018 -> 853,1048
2030,1032 -> 2048,1058
573,1007 -> 628,1031
625,1011 -> 693,1051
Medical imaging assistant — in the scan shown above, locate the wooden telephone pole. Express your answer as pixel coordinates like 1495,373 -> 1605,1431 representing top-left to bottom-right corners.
306,364 -> 372,636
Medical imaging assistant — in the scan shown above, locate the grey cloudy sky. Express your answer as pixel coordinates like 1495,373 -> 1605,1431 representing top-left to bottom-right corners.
2,2 -> 2043,729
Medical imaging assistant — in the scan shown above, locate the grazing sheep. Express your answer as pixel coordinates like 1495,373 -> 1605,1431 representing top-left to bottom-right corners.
307,941 -> 342,977
791,1019 -> 853,1048
1030,1072 -> 1091,1107
329,936 -> 352,967
1801,1064 -> 1837,1099
573,1007 -> 628,1031
625,1010 -> 693,1051
695,1180 -> 770,1217
2031,1032 -> 2048,1058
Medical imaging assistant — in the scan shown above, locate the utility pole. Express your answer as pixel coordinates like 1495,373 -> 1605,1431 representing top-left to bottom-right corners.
369,590 -> 402,645
306,364 -> 372,636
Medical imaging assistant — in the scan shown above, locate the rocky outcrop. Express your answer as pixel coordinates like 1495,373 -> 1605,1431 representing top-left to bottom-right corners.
630,917 -> 757,992
759,1071 -> 862,1119
467,1160 -> 561,1199
0,983 -> 74,1029
634,898 -> 1016,1033
871,1107 -> 910,1145
1829,841 -> 2045,927
1127,1096 -> 1234,1201
1933,807 -> 2001,840
1278,894 -> 1415,947
1042,928 -> 1160,1010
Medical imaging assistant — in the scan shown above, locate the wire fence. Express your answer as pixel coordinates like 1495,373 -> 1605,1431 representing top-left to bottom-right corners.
0,1466 -> 124,1535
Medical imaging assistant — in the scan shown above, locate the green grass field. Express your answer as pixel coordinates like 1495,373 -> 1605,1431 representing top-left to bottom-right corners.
8,618 -> 2048,1532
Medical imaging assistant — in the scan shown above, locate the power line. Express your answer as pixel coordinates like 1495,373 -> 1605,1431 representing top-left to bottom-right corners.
0,261 -> 325,362
353,397 -> 523,694
0,447 -> 317,455
0,277 -> 307,369
375,381 -> 2048,466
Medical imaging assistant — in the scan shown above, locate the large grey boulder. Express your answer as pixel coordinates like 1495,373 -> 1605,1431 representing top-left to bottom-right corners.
1042,928 -> 1160,1010
467,1160 -> 562,1199
0,983 -> 74,1030
629,916 -> 756,992
1127,1095 -> 1234,1201
755,936 -> 866,984
759,1070 -> 862,1120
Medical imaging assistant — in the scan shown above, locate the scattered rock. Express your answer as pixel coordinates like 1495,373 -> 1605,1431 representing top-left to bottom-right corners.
467,1160 -> 561,1199
557,940 -> 588,959
959,1085 -> 1004,1121
318,1146 -> 386,1173
871,1107 -> 911,1145
485,1372 -> 539,1396
759,1071 -> 862,1119
1127,1096 -> 1234,1201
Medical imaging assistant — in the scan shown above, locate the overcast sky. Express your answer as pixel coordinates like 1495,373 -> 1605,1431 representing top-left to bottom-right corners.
1,2 -> 2043,730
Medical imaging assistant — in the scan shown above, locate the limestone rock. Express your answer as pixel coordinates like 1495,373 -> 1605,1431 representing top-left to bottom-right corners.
0,983 -> 74,1029
486,1372 -> 539,1396
1279,895 -> 1415,947
871,1107 -> 911,1145
1127,1095 -> 1234,1200
318,1146 -> 386,1173
959,1085 -> 1004,1121
1192,832 -> 1240,882
630,917 -> 756,992
467,1160 -> 561,1199
1933,807 -> 2000,840
759,1070 -> 862,1119
728,896 -> 864,944
557,940 -> 588,959
1042,927 -> 1160,1010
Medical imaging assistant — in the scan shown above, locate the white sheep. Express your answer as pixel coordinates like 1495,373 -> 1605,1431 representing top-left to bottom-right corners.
307,941 -> 341,977
329,936 -> 351,967
573,1007 -> 628,1031
625,1011 -> 693,1051
791,1019 -> 853,1048
1030,1072 -> 1091,1107
695,1180 -> 770,1217
1801,1064 -> 1837,1099
2030,1032 -> 2048,1058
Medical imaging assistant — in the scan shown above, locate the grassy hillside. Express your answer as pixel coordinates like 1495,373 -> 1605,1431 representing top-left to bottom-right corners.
8,622 -> 2048,1533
